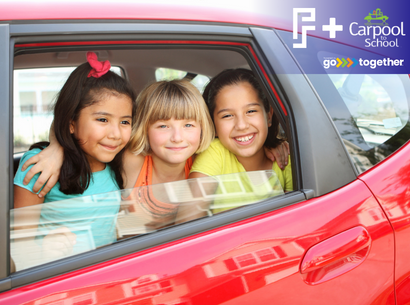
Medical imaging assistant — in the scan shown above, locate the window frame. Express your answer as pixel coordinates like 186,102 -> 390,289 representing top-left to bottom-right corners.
1,21 -> 311,291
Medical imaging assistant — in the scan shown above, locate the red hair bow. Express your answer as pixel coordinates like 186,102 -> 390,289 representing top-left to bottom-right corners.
87,52 -> 111,78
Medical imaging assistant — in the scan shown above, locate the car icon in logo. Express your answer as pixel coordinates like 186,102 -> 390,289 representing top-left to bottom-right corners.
365,8 -> 389,25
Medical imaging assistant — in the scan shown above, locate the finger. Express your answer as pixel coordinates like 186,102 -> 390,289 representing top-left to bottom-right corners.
37,173 -> 59,197
273,145 -> 285,169
64,231 -> 77,246
284,141 -> 290,155
56,227 -> 77,246
23,164 -> 43,185
31,173 -> 50,193
21,155 -> 39,172
264,147 -> 276,162
279,143 -> 287,166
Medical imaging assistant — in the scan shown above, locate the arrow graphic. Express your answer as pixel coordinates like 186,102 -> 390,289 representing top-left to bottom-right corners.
351,58 -> 358,67
336,58 -> 343,67
347,58 -> 353,67
341,58 -> 348,67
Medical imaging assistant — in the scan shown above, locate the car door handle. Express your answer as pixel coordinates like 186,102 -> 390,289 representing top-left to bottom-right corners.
300,226 -> 371,285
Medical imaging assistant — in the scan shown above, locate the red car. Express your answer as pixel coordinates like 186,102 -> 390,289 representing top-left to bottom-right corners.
1,1 -> 409,304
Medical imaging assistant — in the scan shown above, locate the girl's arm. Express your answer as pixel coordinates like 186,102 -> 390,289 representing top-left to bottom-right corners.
13,185 -> 44,230
13,185 -> 76,263
21,126 -> 64,197
264,141 -> 290,170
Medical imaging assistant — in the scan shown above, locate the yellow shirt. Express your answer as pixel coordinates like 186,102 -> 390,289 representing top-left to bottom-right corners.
191,139 -> 293,213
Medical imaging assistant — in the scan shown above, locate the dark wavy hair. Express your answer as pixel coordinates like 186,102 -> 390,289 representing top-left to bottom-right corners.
202,68 -> 282,149
31,62 -> 136,194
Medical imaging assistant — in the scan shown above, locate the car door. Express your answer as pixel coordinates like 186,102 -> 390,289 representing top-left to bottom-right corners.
0,21 -> 397,305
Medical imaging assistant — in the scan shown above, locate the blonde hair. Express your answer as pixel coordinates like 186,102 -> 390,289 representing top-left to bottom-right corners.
129,79 -> 214,156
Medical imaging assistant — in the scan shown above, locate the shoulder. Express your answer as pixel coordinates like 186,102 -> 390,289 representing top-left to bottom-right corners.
123,149 -> 145,188
191,139 -> 228,176
14,148 -> 44,193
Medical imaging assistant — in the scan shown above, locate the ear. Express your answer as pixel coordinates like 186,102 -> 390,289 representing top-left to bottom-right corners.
70,121 -> 75,134
267,106 -> 274,127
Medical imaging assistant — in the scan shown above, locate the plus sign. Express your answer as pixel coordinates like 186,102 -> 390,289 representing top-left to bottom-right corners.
322,18 -> 343,38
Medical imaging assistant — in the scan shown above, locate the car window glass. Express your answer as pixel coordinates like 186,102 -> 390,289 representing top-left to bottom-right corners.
328,73 -> 409,148
13,67 -> 122,153
155,67 -> 210,93
277,30 -> 410,174
11,171 -> 284,272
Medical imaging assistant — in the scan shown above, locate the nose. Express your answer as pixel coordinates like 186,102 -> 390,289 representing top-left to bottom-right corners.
107,123 -> 121,140
170,127 -> 183,143
235,114 -> 249,131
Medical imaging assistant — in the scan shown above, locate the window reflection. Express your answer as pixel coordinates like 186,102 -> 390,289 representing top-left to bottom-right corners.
11,171 -> 284,272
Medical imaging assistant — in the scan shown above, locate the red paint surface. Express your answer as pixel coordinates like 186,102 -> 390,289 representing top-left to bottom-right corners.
0,180 -> 395,304
360,141 -> 410,305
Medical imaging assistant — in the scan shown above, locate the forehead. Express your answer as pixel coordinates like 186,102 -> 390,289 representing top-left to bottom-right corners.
215,82 -> 262,108
83,94 -> 132,115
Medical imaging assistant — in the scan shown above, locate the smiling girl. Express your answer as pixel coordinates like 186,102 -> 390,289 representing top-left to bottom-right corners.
186,68 -> 292,214
14,52 -> 136,255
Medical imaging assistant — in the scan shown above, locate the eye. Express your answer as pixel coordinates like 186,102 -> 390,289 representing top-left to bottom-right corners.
221,114 -> 232,119
97,118 -> 108,123
158,125 -> 167,129
247,109 -> 257,114
121,120 -> 131,125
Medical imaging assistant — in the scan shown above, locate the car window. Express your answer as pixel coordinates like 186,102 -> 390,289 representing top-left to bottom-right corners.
11,171 -> 284,272
10,45 -> 295,283
277,30 -> 410,174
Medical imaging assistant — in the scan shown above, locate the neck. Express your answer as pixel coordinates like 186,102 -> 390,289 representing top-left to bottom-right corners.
87,158 -> 106,173
151,155 -> 187,184
236,148 -> 272,172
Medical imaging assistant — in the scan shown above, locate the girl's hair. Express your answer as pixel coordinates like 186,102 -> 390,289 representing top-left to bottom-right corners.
129,79 -> 214,155
33,62 -> 136,194
203,68 -> 282,149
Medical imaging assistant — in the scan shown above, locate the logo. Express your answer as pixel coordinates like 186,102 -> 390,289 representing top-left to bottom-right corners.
364,9 -> 388,26
293,8 -> 343,48
323,57 -> 404,69
349,8 -> 405,48
293,8 -> 316,48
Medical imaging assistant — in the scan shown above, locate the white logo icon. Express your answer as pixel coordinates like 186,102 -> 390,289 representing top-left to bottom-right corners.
293,8 -> 316,48
323,17 -> 343,38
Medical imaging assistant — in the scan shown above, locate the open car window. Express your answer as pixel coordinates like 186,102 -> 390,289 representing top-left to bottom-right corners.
11,171 -> 284,272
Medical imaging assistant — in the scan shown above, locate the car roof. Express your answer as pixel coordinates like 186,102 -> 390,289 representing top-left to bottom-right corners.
0,0 -> 291,30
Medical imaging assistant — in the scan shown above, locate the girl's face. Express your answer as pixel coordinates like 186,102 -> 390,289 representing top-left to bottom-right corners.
148,118 -> 201,166
213,81 -> 273,163
70,93 -> 133,172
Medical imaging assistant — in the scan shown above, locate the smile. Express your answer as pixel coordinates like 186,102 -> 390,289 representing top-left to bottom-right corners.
166,147 -> 187,151
234,134 -> 255,143
100,144 -> 119,151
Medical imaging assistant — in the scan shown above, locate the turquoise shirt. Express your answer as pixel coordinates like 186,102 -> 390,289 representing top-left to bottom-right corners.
14,148 -> 121,253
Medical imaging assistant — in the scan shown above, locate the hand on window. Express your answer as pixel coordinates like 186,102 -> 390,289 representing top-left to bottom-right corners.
264,141 -> 290,170
42,227 -> 77,262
